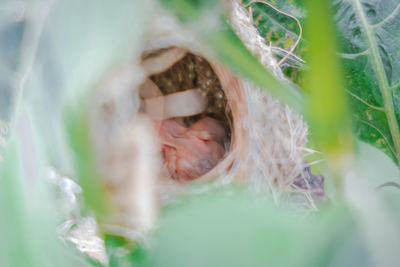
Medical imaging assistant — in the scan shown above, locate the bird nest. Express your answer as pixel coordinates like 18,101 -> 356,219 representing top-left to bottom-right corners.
87,1 -> 321,236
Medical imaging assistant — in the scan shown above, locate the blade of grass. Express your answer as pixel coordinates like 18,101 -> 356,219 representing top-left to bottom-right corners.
304,0 -> 353,190
66,105 -> 111,219
161,0 -> 305,113
206,22 -> 305,112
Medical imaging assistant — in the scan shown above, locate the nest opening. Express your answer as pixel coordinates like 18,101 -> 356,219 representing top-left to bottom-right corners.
139,47 -> 233,182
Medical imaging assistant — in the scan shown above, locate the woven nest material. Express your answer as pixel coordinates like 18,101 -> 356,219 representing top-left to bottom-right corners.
88,1 -> 320,237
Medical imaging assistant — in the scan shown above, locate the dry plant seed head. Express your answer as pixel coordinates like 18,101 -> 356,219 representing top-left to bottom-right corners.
88,0 -> 317,242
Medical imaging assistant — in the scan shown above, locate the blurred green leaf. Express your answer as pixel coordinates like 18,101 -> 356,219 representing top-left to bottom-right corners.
207,22 -> 305,112
0,140 -> 29,267
66,106 -> 111,218
355,141 -> 400,187
0,1 -> 150,263
20,0 -> 153,219
0,20 -> 25,121
105,234 -> 147,267
0,137 -> 92,267
148,190 -> 362,267
44,0 -> 150,94
304,0 -> 353,174
161,0 -> 305,113
333,0 -> 400,164
161,0 -> 217,22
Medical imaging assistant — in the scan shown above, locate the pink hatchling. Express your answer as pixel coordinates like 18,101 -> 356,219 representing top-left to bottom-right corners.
156,117 -> 227,181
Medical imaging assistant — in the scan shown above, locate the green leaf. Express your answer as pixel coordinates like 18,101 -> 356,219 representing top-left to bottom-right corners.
243,0 -> 308,87
19,0 -> 152,219
355,141 -> 400,187
105,234 -> 148,267
0,20 -> 25,121
0,136 -> 92,267
65,105 -> 111,218
161,0 -> 305,113
148,189 -> 363,267
206,22 -> 305,112
304,0 -> 353,176
161,0 -> 217,22
44,0 -> 151,94
333,0 -> 400,164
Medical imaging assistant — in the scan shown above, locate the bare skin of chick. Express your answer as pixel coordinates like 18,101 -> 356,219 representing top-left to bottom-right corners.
156,117 -> 227,181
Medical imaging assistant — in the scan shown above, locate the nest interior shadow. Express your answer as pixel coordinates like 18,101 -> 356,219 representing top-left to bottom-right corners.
139,47 -> 233,181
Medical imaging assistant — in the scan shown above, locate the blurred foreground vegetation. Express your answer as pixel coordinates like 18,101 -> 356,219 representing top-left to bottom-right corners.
1,0 -> 400,266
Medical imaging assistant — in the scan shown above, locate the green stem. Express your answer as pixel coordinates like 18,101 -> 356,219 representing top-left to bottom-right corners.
352,0 -> 400,164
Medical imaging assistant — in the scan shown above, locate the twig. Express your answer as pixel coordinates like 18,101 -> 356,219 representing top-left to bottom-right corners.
271,46 -> 306,64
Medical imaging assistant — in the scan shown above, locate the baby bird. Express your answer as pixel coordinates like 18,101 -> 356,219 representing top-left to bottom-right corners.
156,117 -> 227,181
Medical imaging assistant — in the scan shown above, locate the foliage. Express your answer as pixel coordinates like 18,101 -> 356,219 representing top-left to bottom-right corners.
148,191 -> 358,267
245,0 -> 400,168
162,0 -> 305,112
304,0 -> 353,176
0,132 -> 92,267
333,0 -> 400,165
1,0 -> 400,266
243,0 -> 308,87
